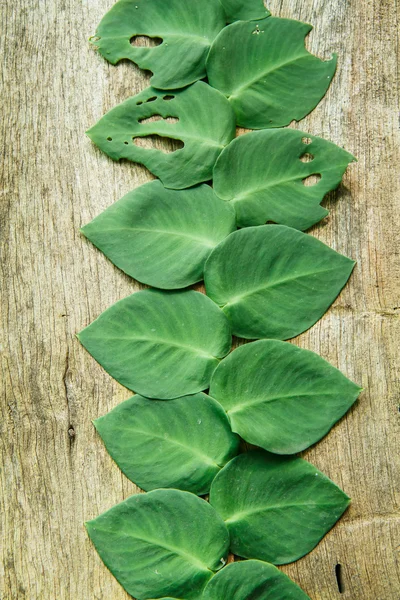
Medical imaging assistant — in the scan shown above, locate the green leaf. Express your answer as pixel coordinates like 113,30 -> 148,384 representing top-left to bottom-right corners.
81,181 -> 236,290
77,289 -> 232,399
203,559 -> 311,600
213,129 -> 356,229
86,489 -> 230,600
210,339 -> 362,454
209,451 -> 350,564
91,0 -> 226,90
204,225 -> 355,340
87,82 -> 236,190
94,393 -> 240,495
207,17 -> 337,129
219,0 -> 270,23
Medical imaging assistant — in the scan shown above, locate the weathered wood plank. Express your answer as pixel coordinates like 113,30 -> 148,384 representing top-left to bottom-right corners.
0,0 -> 399,598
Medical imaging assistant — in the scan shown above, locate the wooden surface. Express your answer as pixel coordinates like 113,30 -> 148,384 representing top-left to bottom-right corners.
1,0 -> 399,598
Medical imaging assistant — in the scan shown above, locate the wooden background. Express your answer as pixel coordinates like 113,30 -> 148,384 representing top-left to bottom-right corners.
1,0 -> 399,598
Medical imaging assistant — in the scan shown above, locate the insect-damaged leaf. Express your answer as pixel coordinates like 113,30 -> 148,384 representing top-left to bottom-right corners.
204,225 -> 355,340
86,489 -> 229,599
209,451 -> 350,564
91,0 -> 226,90
219,0 -> 270,23
81,181 -> 236,290
87,82 -> 236,189
210,340 -> 362,454
202,559 -> 311,600
94,393 -> 239,495
77,289 -> 232,399
213,129 -> 356,229
207,17 -> 337,129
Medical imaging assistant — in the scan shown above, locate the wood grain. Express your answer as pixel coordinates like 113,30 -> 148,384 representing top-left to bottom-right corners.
0,0 -> 399,598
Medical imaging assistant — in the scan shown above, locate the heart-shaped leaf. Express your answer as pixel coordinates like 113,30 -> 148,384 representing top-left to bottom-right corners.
94,393 -> 240,495
210,340 -> 362,454
202,559 -> 311,600
91,0 -> 226,90
213,129 -> 356,229
81,180 -> 236,290
77,289 -> 232,399
207,17 -> 337,129
209,451 -> 350,564
219,0 -> 270,23
86,489 -> 230,600
204,225 -> 355,340
87,82 -> 236,189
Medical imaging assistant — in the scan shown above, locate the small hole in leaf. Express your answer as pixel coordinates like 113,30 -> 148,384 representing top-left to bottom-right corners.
107,137 -> 112,141
302,137 -> 312,145
136,100 -> 143,106
300,152 -> 314,163
163,95 -> 175,101
124,141 -> 129,145
303,174 -> 321,186
130,35 -> 162,47
146,96 -> 158,103
133,135 -> 184,154
335,564 -> 344,593
138,115 -> 179,125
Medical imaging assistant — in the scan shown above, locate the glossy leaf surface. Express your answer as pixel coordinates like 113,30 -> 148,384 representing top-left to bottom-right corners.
207,17 -> 337,129
203,559 -> 311,600
210,451 -> 350,564
86,489 -> 229,599
214,129 -> 356,229
204,225 -> 355,340
91,0 -> 226,90
94,393 -> 239,495
87,82 -> 236,189
219,0 -> 270,23
81,181 -> 236,290
78,289 -> 232,399
210,340 -> 362,454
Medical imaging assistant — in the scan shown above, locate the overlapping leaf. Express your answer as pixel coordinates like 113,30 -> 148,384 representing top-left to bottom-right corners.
210,451 -> 350,564
94,393 -> 239,495
203,559 -> 311,600
86,489 -> 229,599
207,17 -> 337,129
91,0 -> 226,90
81,181 -> 236,289
77,289 -> 232,399
204,225 -> 355,340
210,340 -> 362,454
219,0 -> 270,23
213,129 -> 356,229
87,82 -> 236,189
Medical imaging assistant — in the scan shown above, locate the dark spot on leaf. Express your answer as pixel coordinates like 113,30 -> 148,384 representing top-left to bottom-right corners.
163,95 -> 175,101
107,137 -> 112,141
136,100 -> 143,106
146,96 -> 158,103
303,174 -> 321,186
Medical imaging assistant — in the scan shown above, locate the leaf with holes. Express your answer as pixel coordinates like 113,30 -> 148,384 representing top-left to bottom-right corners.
219,0 -> 270,23
204,225 -> 355,340
203,559 -> 311,600
81,180 -> 236,290
87,82 -> 236,189
210,451 -> 350,564
77,289 -> 232,399
91,0 -> 226,90
86,489 -> 229,599
213,129 -> 356,229
94,393 -> 239,495
210,340 -> 362,454
207,17 -> 337,129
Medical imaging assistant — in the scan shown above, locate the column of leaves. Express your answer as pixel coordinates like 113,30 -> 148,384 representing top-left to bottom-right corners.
81,1 -> 360,599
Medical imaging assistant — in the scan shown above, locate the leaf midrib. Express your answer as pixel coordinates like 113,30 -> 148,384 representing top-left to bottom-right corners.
89,226 -> 216,248
222,264 -> 347,309
99,334 -> 218,361
227,391 -> 337,416
225,500 -> 343,524
94,525 -> 214,573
